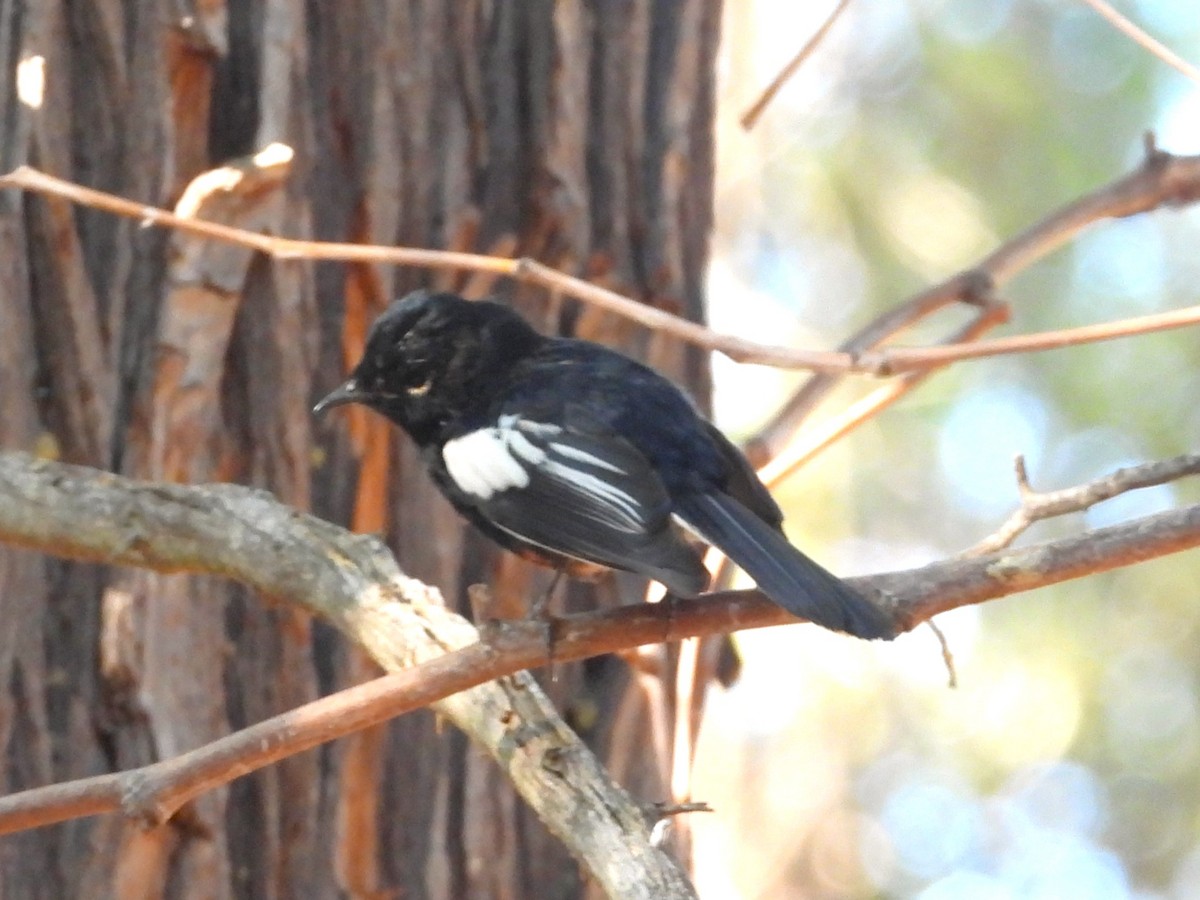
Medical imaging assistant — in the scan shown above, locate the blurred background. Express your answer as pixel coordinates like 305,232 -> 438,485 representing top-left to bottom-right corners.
692,1 -> 1200,897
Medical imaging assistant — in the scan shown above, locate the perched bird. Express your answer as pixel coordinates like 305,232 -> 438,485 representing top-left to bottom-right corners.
314,290 -> 894,640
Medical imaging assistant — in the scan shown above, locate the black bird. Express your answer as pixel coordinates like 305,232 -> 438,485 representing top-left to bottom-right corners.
314,290 -> 893,640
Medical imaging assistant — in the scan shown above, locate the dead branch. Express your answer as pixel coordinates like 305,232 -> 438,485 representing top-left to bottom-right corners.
739,0 -> 855,130
0,452 -> 691,899
755,303 -> 1008,484
858,302 -> 1200,376
749,138 -> 1200,460
967,452 -> 1200,556
0,451 -> 1198,841
5,145 -> 1200,380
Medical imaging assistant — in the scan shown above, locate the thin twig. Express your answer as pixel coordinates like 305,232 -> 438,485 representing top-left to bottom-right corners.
671,637 -> 699,804
1078,0 -> 1200,86
650,802 -> 714,818
748,141 -> 1200,458
740,0 -> 854,130
745,273 -> 999,463
966,451 -> 1200,557
756,302 -> 1008,485
0,166 -> 849,375
6,148 -> 1200,376
860,303 -> 1200,376
925,619 -> 958,689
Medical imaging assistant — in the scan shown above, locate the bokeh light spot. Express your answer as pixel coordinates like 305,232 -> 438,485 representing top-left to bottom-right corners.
938,383 -> 1050,520
1050,10 -> 1138,95
881,781 -> 983,879
881,172 -> 996,278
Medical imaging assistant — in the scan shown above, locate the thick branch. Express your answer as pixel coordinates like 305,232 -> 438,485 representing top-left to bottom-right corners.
0,452 -> 1198,845
0,452 -> 692,899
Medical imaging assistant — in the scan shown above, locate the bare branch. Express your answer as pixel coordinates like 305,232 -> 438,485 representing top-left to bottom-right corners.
968,452 -> 1200,556
0,165 -> 847,375
0,642 -> 500,836
1077,0 -> 1200,86
749,143 -> 1200,459
755,303 -> 1008,483
0,452 -> 1198,841
926,619 -> 958,689
746,280 -> 1007,465
0,506 -> 1196,832
0,452 -> 692,898
739,0 -> 854,130
6,148 -> 1200,380
860,302 -> 1200,376
976,135 -> 1200,282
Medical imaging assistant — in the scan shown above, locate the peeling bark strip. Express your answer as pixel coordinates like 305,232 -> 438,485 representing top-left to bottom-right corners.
96,143 -> 299,898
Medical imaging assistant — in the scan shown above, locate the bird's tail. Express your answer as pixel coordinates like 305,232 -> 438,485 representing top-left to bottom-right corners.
674,493 -> 894,640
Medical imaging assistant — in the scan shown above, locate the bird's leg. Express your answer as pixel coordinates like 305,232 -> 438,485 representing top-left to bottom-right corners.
530,570 -> 566,679
529,569 -> 565,621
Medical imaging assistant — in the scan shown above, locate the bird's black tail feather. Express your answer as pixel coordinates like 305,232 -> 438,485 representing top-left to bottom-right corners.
674,493 -> 894,640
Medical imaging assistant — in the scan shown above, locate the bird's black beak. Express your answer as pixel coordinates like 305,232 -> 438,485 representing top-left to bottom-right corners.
313,379 -> 362,416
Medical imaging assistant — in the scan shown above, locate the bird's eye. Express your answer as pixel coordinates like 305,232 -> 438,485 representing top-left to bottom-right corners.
407,376 -> 433,397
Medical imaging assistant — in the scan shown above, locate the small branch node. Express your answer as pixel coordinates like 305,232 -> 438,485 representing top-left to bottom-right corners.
468,582 -> 496,622
645,800 -> 714,847
120,773 -> 174,829
1143,130 -> 1164,165
958,269 -> 997,308
648,800 -> 714,818
856,350 -> 893,378
540,746 -> 569,777
1014,455 -> 1034,500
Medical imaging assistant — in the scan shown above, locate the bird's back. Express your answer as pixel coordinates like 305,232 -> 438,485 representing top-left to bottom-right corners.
495,338 -> 735,497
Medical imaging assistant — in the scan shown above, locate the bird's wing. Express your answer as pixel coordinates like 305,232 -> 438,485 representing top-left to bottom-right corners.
698,420 -> 784,528
440,413 -> 708,595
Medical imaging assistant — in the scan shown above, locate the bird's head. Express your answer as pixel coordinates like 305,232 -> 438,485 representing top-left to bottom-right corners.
314,290 -> 539,443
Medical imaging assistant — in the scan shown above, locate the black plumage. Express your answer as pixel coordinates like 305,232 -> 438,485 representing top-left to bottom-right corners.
314,290 -> 894,640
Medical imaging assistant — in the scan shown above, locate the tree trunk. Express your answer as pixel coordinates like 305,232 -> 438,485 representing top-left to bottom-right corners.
0,1 -> 722,897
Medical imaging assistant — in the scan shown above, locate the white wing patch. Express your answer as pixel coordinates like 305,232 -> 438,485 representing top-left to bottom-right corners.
442,420 -> 529,500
